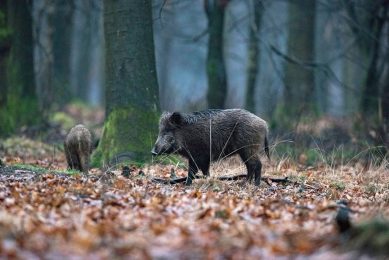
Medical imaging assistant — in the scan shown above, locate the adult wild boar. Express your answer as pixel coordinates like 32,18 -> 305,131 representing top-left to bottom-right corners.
151,109 -> 270,186
64,124 -> 92,173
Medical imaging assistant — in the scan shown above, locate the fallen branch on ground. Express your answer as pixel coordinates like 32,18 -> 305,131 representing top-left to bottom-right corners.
152,174 -> 290,185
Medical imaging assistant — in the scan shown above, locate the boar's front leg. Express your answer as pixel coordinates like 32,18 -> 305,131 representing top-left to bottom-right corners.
199,160 -> 210,177
253,160 -> 262,186
185,159 -> 198,186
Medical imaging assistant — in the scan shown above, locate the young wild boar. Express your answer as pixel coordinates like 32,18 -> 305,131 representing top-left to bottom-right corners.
64,124 -> 92,173
151,109 -> 270,186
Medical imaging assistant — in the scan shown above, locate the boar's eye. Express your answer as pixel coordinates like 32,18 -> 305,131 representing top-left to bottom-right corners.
165,135 -> 175,144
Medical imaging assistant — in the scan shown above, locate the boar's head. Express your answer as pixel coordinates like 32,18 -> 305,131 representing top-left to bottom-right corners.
151,112 -> 183,156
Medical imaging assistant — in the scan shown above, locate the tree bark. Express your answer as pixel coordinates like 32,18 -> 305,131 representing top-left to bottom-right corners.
0,0 -> 40,136
0,1 -> 10,108
205,0 -> 228,108
8,0 -> 36,98
283,0 -> 316,124
32,0 -> 54,118
381,70 -> 389,151
52,0 -> 74,104
359,4 -> 387,120
344,1 -> 389,153
93,0 -> 160,165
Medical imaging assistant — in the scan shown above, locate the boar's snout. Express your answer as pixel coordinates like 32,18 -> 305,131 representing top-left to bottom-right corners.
151,146 -> 159,156
151,134 -> 176,156
151,137 -> 162,155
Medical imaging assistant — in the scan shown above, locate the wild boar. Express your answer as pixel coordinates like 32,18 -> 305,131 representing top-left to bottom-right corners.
64,124 -> 92,173
151,109 -> 270,186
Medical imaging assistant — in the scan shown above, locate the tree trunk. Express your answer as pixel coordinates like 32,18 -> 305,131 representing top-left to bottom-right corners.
344,1 -> 389,153
93,0 -> 160,165
0,1 -> 10,108
283,0 -> 316,125
205,0 -> 228,108
245,0 -> 262,113
0,0 -> 40,136
32,0 -> 54,118
359,4 -> 387,120
8,0 -> 36,98
381,70 -> 389,151
52,0 -> 74,105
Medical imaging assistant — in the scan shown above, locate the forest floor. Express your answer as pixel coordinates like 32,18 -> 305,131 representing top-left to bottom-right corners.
1,141 -> 388,259
0,105 -> 388,259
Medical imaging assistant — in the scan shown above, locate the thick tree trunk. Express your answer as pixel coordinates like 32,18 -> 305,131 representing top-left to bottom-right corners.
0,0 -> 40,136
344,2 -> 389,153
245,0 -> 262,113
359,4 -> 387,120
8,0 -> 36,98
205,0 -> 228,108
283,0 -> 316,124
93,0 -> 160,165
0,1 -> 10,108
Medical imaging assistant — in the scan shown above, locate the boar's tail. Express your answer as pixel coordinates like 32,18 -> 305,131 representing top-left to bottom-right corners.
264,136 -> 270,160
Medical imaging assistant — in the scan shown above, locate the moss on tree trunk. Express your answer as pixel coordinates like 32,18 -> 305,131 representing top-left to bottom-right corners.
92,107 -> 159,166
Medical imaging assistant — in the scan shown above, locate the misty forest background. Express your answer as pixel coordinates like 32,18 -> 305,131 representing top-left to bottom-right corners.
1,0 -> 389,165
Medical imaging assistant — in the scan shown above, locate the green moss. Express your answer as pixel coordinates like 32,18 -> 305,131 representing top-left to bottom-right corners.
13,163 -> 46,173
0,95 -> 40,136
62,169 -> 81,175
0,10 -> 11,39
330,181 -> 346,191
92,106 -> 159,167
11,163 -> 79,175
365,183 -> 378,195
152,154 -> 186,167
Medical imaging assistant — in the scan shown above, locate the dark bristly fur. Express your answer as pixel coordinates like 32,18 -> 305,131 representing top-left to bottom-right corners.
151,109 -> 270,186
64,124 -> 92,173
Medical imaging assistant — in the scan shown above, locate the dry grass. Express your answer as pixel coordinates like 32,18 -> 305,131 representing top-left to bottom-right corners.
147,150 -> 389,215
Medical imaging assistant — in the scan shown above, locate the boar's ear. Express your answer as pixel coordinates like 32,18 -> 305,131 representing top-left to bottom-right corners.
170,112 -> 183,126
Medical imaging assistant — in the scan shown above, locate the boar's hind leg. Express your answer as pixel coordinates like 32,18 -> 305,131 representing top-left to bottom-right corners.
80,156 -> 89,174
240,152 -> 262,186
185,159 -> 199,186
248,159 -> 262,186
66,150 -> 78,170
